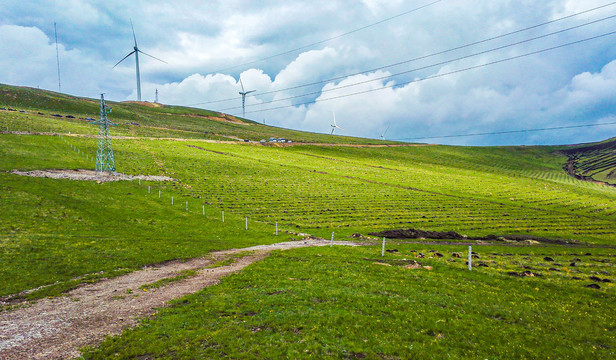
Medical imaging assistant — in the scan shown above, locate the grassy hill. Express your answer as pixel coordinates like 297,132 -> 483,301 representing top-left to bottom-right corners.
0,84 -> 394,145
1,83 -> 615,358
560,137 -> 616,185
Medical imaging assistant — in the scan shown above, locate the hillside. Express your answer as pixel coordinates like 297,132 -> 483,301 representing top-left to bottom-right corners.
0,84 -> 395,145
1,84 -> 616,359
560,137 -> 616,185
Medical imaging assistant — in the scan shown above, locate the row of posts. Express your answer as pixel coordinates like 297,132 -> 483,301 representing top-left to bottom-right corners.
140,178 -> 476,266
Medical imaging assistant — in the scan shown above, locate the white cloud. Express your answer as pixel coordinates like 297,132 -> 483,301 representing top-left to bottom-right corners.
1,1 -> 615,145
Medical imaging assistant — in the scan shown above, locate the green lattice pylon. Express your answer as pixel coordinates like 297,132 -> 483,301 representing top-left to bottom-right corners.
93,94 -> 116,172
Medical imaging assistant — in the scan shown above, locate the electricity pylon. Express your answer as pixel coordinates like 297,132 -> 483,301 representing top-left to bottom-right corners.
93,94 -> 116,172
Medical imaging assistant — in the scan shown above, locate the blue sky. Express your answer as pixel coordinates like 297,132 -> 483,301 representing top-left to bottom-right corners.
1,0 -> 616,145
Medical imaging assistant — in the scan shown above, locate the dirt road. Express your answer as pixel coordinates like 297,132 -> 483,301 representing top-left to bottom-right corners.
0,239 -> 358,359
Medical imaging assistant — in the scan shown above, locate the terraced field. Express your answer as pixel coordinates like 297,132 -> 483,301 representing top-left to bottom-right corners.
561,138 -> 616,185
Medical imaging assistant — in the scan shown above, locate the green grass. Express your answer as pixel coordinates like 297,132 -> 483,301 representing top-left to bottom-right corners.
1,83 -> 615,358
0,84 -> 392,145
1,131 -> 615,299
140,270 -> 199,291
560,138 -> 616,185
81,244 -> 616,359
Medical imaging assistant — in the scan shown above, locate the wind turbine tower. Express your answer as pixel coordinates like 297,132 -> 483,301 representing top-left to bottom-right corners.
330,112 -> 343,135
380,125 -> 390,140
54,22 -> 61,92
238,77 -> 256,118
113,20 -> 166,102
93,94 -> 117,173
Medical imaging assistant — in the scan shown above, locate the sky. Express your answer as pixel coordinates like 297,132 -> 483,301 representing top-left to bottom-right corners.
1,0 -> 616,145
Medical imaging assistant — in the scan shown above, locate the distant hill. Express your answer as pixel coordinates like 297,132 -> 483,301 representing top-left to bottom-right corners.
0,84 -> 395,145
560,137 -> 616,185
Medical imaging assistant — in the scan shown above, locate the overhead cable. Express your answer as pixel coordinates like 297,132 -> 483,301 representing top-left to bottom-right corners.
234,30 -> 616,116
187,1 -> 616,107
225,17 -> 616,113
390,121 -> 616,141
208,0 -> 444,74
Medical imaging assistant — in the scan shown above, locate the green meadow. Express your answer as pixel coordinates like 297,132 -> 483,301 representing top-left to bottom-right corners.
1,84 -> 615,358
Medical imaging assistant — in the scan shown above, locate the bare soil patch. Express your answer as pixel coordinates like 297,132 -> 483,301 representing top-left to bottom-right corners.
368,228 -> 578,245
0,239 -> 357,359
9,169 -> 174,183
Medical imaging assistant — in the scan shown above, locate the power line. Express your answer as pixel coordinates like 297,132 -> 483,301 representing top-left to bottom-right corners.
390,121 -> 616,141
235,30 -> 616,116
187,1 -> 616,107
222,14 -> 616,112
208,0 -> 444,74
229,18 -> 616,113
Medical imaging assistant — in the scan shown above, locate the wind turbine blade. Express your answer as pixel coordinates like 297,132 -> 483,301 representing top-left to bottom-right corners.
246,90 -> 256,95
337,126 -> 344,131
112,51 -> 136,68
332,111 -> 336,126
137,50 -> 167,64
382,125 -> 390,138
239,77 -> 245,92
130,19 -> 137,47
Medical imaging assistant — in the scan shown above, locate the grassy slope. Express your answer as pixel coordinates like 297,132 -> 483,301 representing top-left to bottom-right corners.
0,84 -> 391,145
83,244 -> 616,359
1,84 -> 615,357
560,137 -> 616,185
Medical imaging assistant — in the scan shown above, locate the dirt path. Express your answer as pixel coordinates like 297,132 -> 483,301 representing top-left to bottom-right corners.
0,239 -> 358,359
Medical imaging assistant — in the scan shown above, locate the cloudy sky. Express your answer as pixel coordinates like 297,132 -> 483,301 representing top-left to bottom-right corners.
1,0 -> 616,145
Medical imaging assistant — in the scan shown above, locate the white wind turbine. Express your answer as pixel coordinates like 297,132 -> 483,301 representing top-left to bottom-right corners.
238,77 -> 256,118
113,20 -> 166,102
380,124 -> 390,140
330,112 -> 343,135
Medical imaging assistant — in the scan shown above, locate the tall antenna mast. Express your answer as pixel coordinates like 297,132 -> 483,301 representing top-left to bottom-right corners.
54,22 -> 61,92
93,94 -> 116,173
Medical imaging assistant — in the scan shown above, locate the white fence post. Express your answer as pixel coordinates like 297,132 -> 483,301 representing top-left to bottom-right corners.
468,246 -> 472,271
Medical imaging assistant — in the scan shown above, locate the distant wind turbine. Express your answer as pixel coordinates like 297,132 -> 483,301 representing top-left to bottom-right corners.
239,77 -> 256,118
380,124 -> 390,140
330,112 -> 343,135
113,19 -> 166,102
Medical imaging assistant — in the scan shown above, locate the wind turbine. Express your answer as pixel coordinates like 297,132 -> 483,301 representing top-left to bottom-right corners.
330,112 -> 343,135
113,20 -> 166,102
238,77 -> 256,118
380,124 -> 390,140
